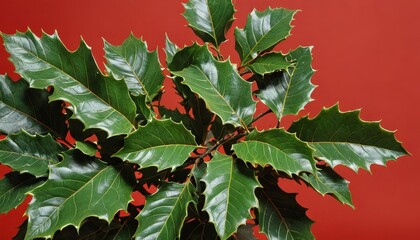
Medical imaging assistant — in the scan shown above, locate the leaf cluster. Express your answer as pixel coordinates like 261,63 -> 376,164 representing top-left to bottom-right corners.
0,0 -> 408,239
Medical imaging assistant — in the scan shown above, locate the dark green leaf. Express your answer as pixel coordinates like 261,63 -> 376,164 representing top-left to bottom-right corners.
0,131 -> 62,177
25,151 -> 134,240
75,141 -> 97,157
247,52 -> 293,75
300,165 -> 353,207
235,224 -> 258,240
288,104 -> 409,172
233,129 -> 315,177
134,182 -> 196,240
0,172 -> 43,214
255,47 -> 315,120
258,174 -> 314,240
183,0 -> 235,48
165,34 -> 179,65
104,34 -> 164,122
181,219 -> 218,240
114,119 -> 197,171
171,44 -> 256,128
0,75 -> 66,136
234,8 -> 297,65
2,30 -> 136,137
202,153 -> 260,239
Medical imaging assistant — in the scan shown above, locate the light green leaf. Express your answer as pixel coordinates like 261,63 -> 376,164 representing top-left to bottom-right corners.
134,182 -> 196,240
114,119 -> 197,171
0,172 -> 43,214
202,153 -> 260,240
2,30 -> 136,137
247,52 -> 293,75
104,34 -> 164,122
300,165 -> 353,207
255,47 -> 315,120
25,150 -> 134,240
0,131 -> 62,178
75,141 -> 97,157
234,8 -> 297,65
257,173 -> 314,240
183,0 -> 235,48
0,75 -> 66,136
288,104 -> 409,172
233,129 -> 315,177
171,44 -> 256,128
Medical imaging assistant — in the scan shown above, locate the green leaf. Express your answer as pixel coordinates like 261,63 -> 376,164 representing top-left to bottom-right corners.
202,153 -> 260,239
255,47 -> 316,120
234,8 -> 297,65
300,165 -> 353,207
134,182 -> 196,240
104,34 -> 164,122
0,75 -> 66,136
0,172 -> 43,214
0,131 -> 62,177
25,150 -> 134,240
183,0 -> 235,48
181,220 -> 218,240
247,52 -> 293,76
232,129 -> 315,177
171,44 -> 256,128
2,30 -> 136,137
114,119 -> 197,171
235,224 -> 258,240
258,173 -> 314,240
75,141 -> 97,157
288,104 -> 409,172
165,35 -> 179,65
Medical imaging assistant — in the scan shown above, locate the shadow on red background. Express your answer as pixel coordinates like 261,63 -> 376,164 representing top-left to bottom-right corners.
1,0 -> 419,239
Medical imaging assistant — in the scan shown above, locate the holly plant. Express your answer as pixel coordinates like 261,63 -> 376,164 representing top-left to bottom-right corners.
0,0 -> 408,239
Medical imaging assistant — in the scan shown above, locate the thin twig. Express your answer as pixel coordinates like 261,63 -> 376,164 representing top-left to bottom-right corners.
195,132 -> 247,163
249,109 -> 272,126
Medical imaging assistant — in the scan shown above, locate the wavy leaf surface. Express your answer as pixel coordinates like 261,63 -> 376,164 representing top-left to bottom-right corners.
233,129 -> 315,176
247,52 -> 293,76
134,182 -> 196,240
234,8 -> 297,65
0,75 -> 66,136
183,0 -> 235,48
255,47 -> 316,120
171,45 -> 256,128
258,174 -> 314,240
0,131 -> 62,177
288,104 -> 409,172
2,30 -> 136,137
114,119 -> 197,171
202,153 -> 260,239
0,172 -> 43,214
25,151 -> 133,240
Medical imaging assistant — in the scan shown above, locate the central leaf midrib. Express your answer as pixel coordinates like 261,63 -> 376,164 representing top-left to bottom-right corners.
28,165 -> 113,239
0,150 -> 55,164
0,177 -> 35,200
191,65 -> 245,127
16,42 -> 134,129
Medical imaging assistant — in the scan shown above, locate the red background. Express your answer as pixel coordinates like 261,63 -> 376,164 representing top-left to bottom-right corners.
1,0 -> 419,239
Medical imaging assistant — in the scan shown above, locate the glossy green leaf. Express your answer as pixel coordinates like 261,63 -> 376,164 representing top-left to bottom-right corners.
25,150 -> 134,240
202,153 -> 260,239
165,34 -> 179,65
0,172 -> 43,214
104,34 -> 164,122
75,141 -> 97,157
2,30 -> 136,137
300,165 -> 353,207
234,8 -> 297,65
171,45 -> 256,128
183,0 -> 235,48
114,119 -> 197,171
0,75 -> 66,136
0,131 -> 62,177
134,182 -> 196,240
255,47 -> 316,120
233,129 -> 315,176
288,104 -> 409,172
247,52 -> 293,75
258,174 -> 314,240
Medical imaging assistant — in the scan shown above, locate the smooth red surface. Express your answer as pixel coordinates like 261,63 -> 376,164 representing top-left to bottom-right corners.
1,0 -> 419,239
